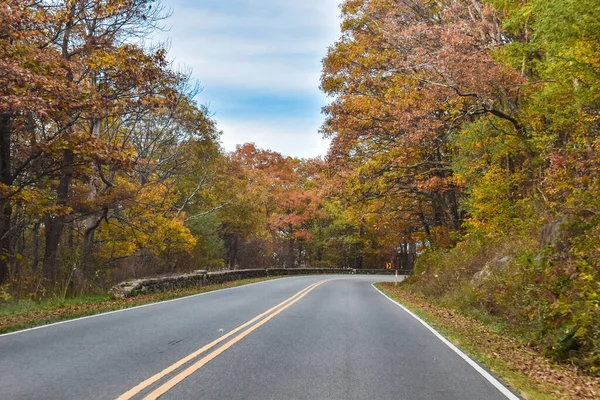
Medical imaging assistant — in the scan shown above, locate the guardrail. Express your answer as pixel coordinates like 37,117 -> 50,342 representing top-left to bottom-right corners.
110,268 -> 410,298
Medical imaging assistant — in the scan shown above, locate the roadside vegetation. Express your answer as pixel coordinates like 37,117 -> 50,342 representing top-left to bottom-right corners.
0,277 -> 277,335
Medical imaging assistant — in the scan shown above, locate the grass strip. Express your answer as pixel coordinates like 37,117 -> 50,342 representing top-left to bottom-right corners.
376,282 -> 599,400
0,277 -> 278,335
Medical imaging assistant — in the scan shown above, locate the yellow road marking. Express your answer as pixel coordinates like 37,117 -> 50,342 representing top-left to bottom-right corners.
142,280 -> 326,400
116,280 -> 325,400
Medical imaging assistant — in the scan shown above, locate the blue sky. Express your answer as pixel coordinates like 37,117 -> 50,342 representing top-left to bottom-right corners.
156,0 -> 342,158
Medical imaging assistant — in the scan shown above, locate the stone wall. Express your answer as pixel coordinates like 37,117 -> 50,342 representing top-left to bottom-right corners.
110,268 -> 401,298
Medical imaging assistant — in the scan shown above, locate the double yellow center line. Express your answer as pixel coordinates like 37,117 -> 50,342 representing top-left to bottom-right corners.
116,279 -> 327,400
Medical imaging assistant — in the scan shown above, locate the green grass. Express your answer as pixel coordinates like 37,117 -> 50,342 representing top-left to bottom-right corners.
0,277 -> 278,335
0,294 -> 111,316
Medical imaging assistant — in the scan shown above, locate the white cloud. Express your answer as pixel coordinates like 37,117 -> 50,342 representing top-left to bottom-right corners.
160,0 -> 340,95
156,0 -> 342,158
218,117 -> 331,159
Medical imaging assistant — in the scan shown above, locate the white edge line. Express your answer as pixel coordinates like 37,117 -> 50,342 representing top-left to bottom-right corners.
371,283 -> 521,400
0,277 -> 292,338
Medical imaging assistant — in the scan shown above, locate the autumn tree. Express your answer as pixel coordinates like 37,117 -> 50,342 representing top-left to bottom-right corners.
0,0 -> 83,285
29,0 -> 169,289
321,0 -> 531,265
221,144 -> 328,269
0,1 -> 224,296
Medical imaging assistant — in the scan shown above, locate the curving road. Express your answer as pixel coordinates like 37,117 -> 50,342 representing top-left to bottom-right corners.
0,275 -> 517,399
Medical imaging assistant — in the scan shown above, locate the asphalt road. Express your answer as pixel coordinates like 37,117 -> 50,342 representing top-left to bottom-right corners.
0,275 -> 516,400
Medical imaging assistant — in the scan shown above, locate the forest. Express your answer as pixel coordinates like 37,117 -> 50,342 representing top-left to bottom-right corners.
1,0 -> 599,374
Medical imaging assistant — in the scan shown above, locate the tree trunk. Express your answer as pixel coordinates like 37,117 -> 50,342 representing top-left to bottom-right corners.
31,222 -> 40,272
298,242 -> 304,267
287,237 -> 295,268
78,120 -> 102,288
444,190 -> 463,231
396,241 -> 417,272
43,149 -> 74,287
78,209 -> 106,292
42,0 -> 78,288
0,114 -> 12,284
225,234 -> 238,270
432,197 -> 445,227
419,211 -> 431,237
81,229 -> 95,270
77,227 -> 95,293
42,215 -> 61,285
355,223 -> 365,269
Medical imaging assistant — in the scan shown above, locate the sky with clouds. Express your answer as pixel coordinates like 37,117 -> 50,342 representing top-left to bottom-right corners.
156,0 -> 342,158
